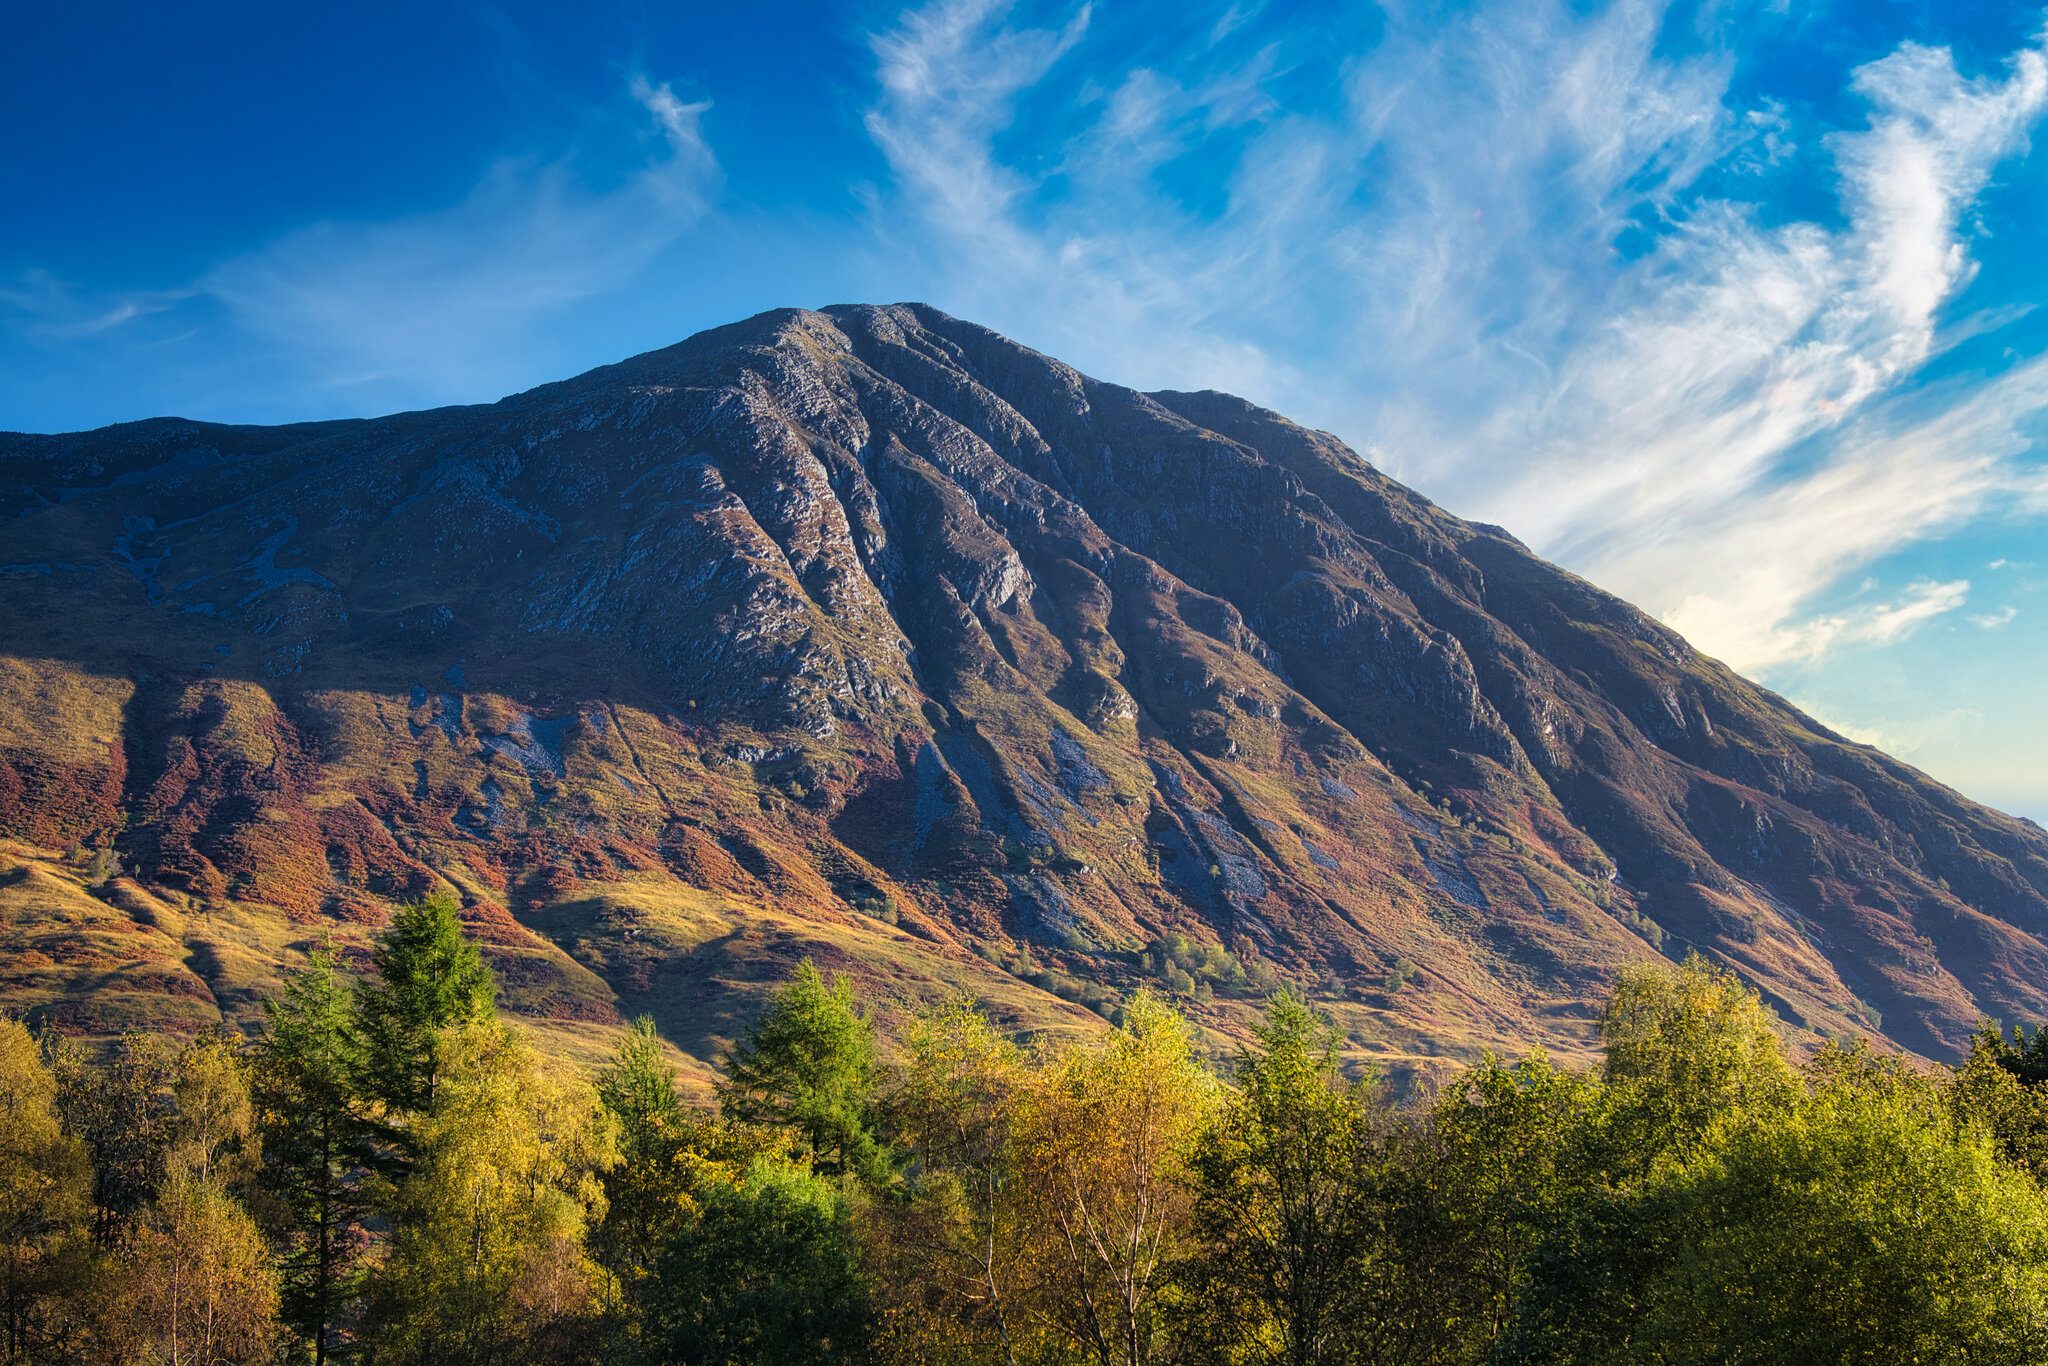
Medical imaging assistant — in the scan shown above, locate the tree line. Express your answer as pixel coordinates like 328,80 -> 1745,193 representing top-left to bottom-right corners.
7,893 -> 2048,1363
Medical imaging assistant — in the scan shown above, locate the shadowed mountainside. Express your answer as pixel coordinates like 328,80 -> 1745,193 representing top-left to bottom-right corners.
4,302 -> 2046,1078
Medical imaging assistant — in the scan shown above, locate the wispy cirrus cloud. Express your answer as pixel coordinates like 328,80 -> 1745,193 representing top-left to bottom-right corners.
0,270 -> 194,341
200,77 -> 718,399
1971,605 -> 2021,629
1502,31 -> 2048,666
862,0 -> 1298,399
856,0 -> 2048,676
1628,353 -> 2048,666
5,76 -> 720,420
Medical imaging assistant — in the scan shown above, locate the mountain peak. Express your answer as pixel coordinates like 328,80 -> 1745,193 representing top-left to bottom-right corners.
3,306 -> 2044,1073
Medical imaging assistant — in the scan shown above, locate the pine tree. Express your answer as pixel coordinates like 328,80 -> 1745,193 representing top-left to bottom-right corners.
594,1017 -> 702,1289
719,960 -> 886,1184
356,892 -> 497,1120
252,950 -> 374,1366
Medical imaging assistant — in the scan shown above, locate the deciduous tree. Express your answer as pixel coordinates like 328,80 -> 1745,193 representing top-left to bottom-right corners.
370,1021 -> 617,1365
108,1170 -> 279,1366
48,1029 -> 178,1246
0,1016 -> 90,1362
1175,994 -> 1412,1365
874,997 -> 1032,1363
1631,1055 -> 2048,1363
1014,990 -> 1214,1366
650,1158 -> 873,1366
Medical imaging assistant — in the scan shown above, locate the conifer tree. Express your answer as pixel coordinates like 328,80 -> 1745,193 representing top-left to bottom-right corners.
1949,1020 -> 2048,1177
594,1017 -> 702,1291
356,891 -> 496,1120
252,950 -> 374,1365
719,959 -> 886,1184
651,1159 -> 872,1366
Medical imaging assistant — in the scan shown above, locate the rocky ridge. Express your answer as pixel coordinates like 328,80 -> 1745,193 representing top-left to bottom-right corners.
3,303 -> 2045,1075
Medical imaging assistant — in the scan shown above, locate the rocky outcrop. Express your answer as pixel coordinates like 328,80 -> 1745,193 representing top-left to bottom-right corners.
3,303 -> 2044,1067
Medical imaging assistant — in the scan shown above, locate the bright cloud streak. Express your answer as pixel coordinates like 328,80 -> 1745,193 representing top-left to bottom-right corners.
855,0 -> 2048,676
3,1 -> 2044,815
199,79 -> 720,395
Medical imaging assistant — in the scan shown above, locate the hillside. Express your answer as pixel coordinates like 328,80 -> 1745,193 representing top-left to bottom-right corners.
4,302 -> 2046,1076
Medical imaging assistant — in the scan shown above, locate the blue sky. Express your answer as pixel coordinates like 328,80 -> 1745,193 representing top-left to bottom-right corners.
4,0 -> 2046,822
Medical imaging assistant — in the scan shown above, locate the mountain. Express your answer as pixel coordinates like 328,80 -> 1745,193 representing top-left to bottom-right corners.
4,303 -> 2046,1078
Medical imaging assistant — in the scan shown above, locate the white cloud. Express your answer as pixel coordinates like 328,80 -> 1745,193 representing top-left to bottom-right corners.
1612,354 -> 2048,667
1970,605 -> 2020,628
1672,576 -> 1971,671
854,0 -> 2048,676
862,0 -> 1300,398
200,78 -> 719,399
1789,703 -> 1898,751
1388,21 -> 2048,669
0,270 -> 194,341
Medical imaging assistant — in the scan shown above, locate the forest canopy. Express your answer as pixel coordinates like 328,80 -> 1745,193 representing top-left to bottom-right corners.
6,894 -> 2048,1364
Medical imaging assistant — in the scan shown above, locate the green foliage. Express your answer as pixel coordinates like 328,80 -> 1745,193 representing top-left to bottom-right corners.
1175,993 -> 1413,1364
592,1016 -> 726,1360
719,959 -> 887,1185
593,1017 -> 697,1282
24,949 -> 2048,1366
356,892 -> 498,1119
650,1159 -> 872,1366
1416,1049 -> 1601,1357
251,948 -> 375,1364
46,1029 -> 179,1246
1489,960 -> 1803,1361
1597,952 -> 1796,1161
108,1168 -> 279,1365
1972,1020 -> 2048,1084
1621,1059 -> 2048,1364
1140,932 -> 1281,1000
367,1021 -> 617,1366
1952,1019 -> 2048,1179
0,1016 -> 91,1362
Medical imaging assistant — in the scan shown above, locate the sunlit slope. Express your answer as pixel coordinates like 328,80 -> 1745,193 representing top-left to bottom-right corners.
3,303 -> 2045,1068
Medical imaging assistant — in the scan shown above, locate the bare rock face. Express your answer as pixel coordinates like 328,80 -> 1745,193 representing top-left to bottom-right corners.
4,303 -> 2046,1071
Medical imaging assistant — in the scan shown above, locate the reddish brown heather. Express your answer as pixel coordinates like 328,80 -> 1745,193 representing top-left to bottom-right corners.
2,304 -> 2045,1080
